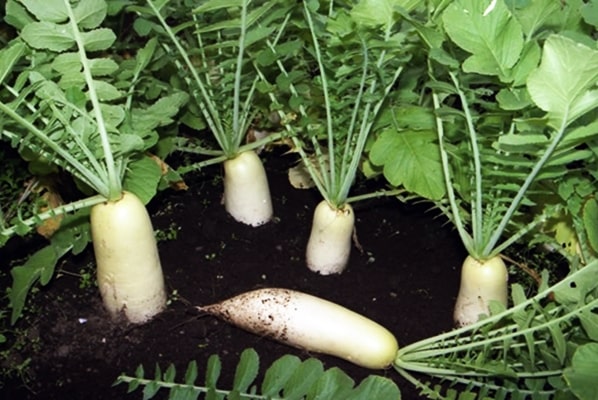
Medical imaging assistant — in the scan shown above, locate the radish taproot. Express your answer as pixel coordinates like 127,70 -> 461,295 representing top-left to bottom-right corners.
198,288 -> 398,369
306,200 -> 355,275
91,191 -> 167,324
453,255 -> 508,327
223,150 -> 273,227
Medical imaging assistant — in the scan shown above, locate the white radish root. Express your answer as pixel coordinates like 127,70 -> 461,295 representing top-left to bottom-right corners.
198,287 -> 398,369
453,255 -> 508,327
223,150 -> 273,227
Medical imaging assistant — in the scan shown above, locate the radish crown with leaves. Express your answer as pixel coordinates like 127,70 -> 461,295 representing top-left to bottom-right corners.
412,0 -> 598,261
132,0 -> 294,169
257,0 -> 406,208
0,0 -> 187,240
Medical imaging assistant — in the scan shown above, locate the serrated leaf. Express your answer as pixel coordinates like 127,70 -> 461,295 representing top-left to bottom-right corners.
232,349 -> 259,393
527,35 -> 598,128
369,129 -> 445,200
21,21 -> 75,52
20,0 -> 68,22
442,0 -> 523,80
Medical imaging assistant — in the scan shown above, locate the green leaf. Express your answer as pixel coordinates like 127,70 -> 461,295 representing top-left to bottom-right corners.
350,0 -> 404,28
122,155 -> 162,205
442,0 -> 524,80
21,21 -> 75,51
204,354 -> 222,388
93,80 -> 123,101
527,35 -> 598,128
583,198 -> 598,253
0,41 -> 26,85
73,0 -> 108,29
350,375 -> 401,400
232,348 -> 259,393
581,0 -> 598,28
564,343 -> 598,400
20,0 -> 68,23
5,0 -> 35,30
307,367 -> 354,399
283,358 -> 325,399
81,28 -> 117,51
508,0 -> 560,39
261,355 -> 302,397
9,243 -> 69,323
369,129 -> 445,200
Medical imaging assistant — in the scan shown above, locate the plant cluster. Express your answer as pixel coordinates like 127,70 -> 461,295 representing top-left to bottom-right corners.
1,0 -> 597,399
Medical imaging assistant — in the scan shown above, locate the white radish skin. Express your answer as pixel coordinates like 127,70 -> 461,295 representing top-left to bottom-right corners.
453,255 -> 508,327
90,191 -> 166,324
306,201 -> 354,275
198,288 -> 398,369
223,150 -> 273,227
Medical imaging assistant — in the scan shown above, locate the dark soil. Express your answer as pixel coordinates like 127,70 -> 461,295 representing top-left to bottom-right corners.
1,149 -> 468,400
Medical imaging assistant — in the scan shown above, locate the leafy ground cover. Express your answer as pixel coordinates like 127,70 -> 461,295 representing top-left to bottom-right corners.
1,149 -> 469,399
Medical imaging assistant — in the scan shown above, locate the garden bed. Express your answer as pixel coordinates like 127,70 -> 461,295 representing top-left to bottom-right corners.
1,150 -> 467,399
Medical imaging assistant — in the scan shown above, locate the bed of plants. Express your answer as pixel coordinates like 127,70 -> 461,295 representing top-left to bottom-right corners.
1,0 -> 597,399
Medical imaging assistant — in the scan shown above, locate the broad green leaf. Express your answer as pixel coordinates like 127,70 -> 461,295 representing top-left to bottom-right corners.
496,88 -> 532,110
73,0 -> 107,29
19,0 -> 68,23
232,348 -> 259,393
527,35 -> 598,128
442,0 -> 523,80
100,104 -> 126,130
81,28 -> 117,51
89,58 -> 119,76
564,343 -> 598,400
583,198 -> 598,253
507,0 -> 560,39
369,129 -> 445,200
21,21 -> 75,52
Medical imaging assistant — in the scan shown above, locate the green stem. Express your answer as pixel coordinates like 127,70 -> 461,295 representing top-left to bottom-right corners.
64,0 -> 120,200
449,73 -> 483,253
432,90 -> 475,255
0,195 -> 106,240
482,114 -> 570,256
